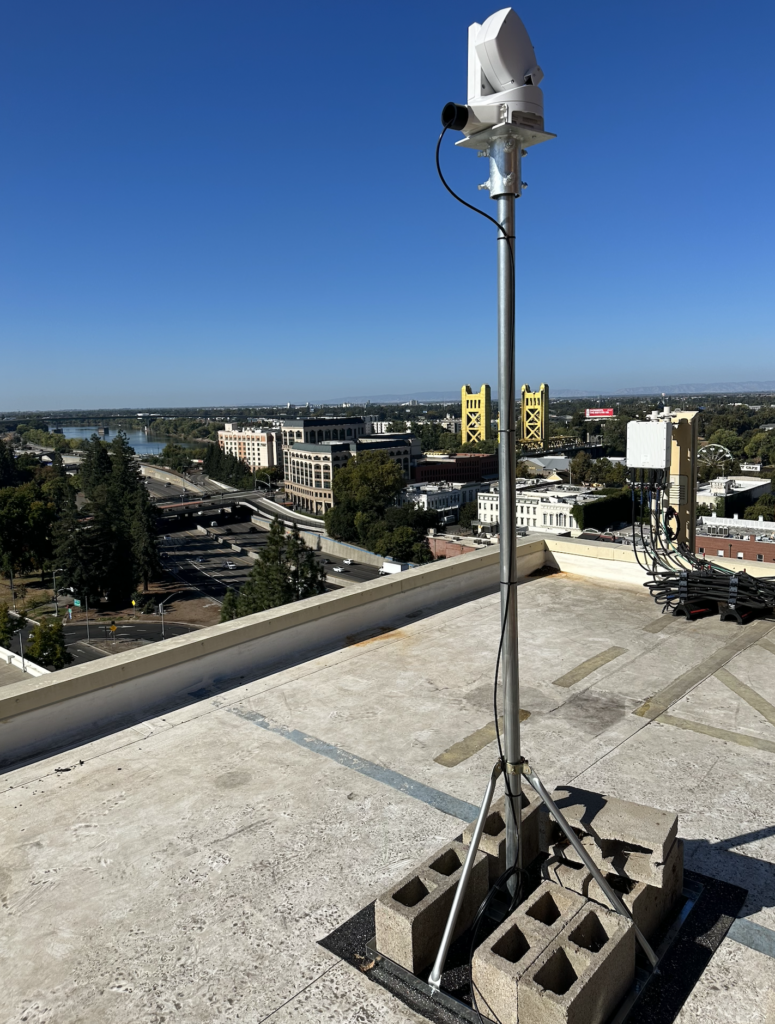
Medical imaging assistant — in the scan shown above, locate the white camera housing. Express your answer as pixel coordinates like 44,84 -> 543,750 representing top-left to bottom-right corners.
465,8 -> 545,135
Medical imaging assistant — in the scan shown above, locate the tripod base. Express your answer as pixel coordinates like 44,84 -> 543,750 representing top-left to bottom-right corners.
428,759 -> 658,990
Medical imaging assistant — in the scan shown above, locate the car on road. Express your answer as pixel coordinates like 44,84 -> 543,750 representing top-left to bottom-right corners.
224,561 -> 237,570
321,558 -> 331,564
343,558 -> 355,565
332,566 -> 345,573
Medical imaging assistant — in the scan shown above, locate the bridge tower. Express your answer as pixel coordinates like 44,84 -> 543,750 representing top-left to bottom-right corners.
520,383 -> 548,445
461,384 -> 492,446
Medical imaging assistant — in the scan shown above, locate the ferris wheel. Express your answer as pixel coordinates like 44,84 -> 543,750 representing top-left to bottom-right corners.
698,443 -> 734,467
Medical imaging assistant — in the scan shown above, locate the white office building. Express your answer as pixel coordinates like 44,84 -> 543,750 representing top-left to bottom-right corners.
477,482 -> 601,534
217,425 -> 282,471
398,481 -> 488,514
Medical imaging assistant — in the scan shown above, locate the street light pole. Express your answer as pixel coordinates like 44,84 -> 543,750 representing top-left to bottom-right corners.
52,567 -> 65,617
14,628 -> 26,673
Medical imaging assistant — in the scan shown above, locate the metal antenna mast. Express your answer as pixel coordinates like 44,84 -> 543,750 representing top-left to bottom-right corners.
429,12 -> 659,991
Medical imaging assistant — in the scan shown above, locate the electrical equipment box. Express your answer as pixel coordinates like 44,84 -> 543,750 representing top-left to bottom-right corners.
626,420 -> 672,470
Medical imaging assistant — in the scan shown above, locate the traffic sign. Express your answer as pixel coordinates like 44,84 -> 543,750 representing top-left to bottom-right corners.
131,599 -> 136,607
110,625 -> 117,633
74,599 -> 81,607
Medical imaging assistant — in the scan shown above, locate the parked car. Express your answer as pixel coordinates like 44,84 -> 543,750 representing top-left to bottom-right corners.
224,561 -> 237,570
210,520 -> 219,527
196,557 -> 203,562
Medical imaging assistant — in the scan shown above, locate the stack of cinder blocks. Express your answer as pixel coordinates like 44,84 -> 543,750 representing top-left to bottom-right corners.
540,786 -> 684,943
472,881 -> 634,1024
374,789 -> 542,974
374,786 -> 682,1023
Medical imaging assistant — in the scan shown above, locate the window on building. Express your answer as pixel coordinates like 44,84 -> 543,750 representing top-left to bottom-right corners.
757,554 -> 764,562
718,550 -> 725,557
698,547 -> 705,554
543,514 -> 547,525
737,552 -> 744,559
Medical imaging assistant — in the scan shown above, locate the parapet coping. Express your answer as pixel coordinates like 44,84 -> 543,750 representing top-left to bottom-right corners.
0,543 -> 523,723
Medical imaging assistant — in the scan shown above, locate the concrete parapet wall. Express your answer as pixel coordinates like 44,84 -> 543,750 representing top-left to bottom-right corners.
0,546 -> 519,767
0,645 -> 50,678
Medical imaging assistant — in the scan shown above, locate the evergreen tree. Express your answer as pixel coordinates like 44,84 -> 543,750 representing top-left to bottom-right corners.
220,589 -> 239,622
234,519 -> 325,616
0,603 -> 13,648
26,619 -> 72,670
79,435 -> 113,499
0,439 -> 16,488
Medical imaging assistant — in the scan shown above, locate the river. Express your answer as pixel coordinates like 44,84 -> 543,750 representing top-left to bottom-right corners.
58,426 -> 199,457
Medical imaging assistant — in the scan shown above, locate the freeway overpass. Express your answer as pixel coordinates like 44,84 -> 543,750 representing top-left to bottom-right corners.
156,490 -> 325,534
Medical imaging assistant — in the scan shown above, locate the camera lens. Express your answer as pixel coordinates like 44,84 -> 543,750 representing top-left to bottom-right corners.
441,103 -> 468,131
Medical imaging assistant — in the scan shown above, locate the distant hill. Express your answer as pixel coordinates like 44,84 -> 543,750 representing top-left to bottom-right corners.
341,382 -> 775,403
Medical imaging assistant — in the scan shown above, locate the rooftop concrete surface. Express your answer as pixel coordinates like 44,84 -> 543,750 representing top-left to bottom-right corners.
0,659 -> 27,689
2,570 -> 775,1022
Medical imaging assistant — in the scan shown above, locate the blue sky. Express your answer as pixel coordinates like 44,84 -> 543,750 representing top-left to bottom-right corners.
1,1 -> 774,410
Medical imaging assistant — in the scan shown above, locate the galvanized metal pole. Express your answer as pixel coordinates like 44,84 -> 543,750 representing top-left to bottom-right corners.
490,133 -> 522,894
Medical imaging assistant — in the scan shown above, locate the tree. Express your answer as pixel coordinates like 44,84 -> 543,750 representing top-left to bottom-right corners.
744,494 -> 775,522
707,428 -> 745,459
232,520 -> 326,617
459,500 -> 478,530
0,439 -> 16,488
569,451 -> 592,485
26,619 -> 73,670
220,589 -> 239,622
388,419 -> 407,433
159,443 -> 191,473
0,603 -> 13,648
330,450 -> 404,518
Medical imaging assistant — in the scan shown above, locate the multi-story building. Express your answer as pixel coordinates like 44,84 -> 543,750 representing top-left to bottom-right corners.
696,476 -> 771,518
695,513 -> 775,564
398,481 -> 489,515
285,435 -> 415,515
476,482 -> 600,534
217,424 -> 282,471
412,452 -> 498,484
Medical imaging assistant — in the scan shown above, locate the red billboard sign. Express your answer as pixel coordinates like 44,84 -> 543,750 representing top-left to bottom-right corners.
586,408 -> 615,419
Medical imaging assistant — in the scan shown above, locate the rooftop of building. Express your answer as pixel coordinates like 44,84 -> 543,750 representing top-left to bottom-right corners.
282,415 -> 366,428
698,475 -> 772,493
292,435 -> 414,454
2,539 -> 774,1022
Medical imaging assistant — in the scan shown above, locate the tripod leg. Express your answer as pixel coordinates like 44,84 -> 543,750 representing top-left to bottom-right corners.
524,770 -> 659,968
428,760 -> 503,991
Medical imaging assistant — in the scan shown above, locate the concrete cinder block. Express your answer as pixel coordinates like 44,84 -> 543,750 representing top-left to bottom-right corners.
541,839 -> 683,941
462,788 -> 542,883
374,840 -> 488,973
519,902 -> 635,1024
542,786 -> 678,887
540,855 -> 592,896
470,881 -> 589,1024
587,837 -> 684,940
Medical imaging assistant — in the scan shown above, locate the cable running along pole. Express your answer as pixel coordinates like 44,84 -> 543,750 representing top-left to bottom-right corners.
493,136 -> 522,894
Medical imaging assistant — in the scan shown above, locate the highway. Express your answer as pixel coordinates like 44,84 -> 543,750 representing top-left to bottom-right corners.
6,620 -> 195,665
